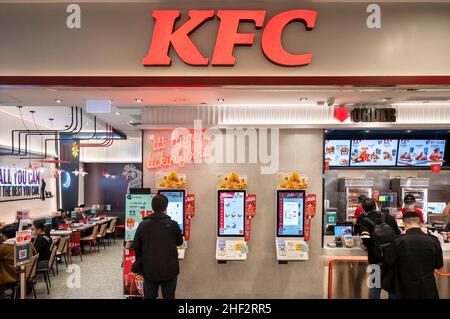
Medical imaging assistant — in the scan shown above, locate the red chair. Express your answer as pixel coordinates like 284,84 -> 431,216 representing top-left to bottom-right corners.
68,231 -> 83,264
116,224 -> 125,241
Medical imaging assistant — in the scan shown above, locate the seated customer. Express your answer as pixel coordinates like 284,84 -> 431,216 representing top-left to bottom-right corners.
0,224 -> 18,293
32,222 -> 52,269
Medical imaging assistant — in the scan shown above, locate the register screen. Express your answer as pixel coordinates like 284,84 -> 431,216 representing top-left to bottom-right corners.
218,190 -> 246,237
277,190 -> 305,237
158,190 -> 185,235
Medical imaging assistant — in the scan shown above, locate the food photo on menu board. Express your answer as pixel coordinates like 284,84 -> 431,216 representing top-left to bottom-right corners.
350,139 -> 398,166
397,139 -> 446,166
324,140 -> 351,166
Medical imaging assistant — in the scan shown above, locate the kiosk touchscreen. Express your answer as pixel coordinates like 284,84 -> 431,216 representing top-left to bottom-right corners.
157,189 -> 187,259
216,190 -> 248,261
157,189 -> 185,235
275,190 -> 308,262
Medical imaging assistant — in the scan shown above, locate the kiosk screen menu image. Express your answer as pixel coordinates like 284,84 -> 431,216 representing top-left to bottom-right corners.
277,190 -> 305,237
350,139 -> 398,167
218,190 -> 246,237
397,139 -> 446,166
158,190 -> 185,235
324,140 -> 351,166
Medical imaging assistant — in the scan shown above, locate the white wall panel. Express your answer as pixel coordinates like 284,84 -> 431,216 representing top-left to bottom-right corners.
79,138 -> 142,163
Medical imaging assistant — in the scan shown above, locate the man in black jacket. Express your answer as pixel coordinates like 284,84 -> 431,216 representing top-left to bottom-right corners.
133,194 -> 183,299
384,211 -> 444,299
356,198 -> 400,299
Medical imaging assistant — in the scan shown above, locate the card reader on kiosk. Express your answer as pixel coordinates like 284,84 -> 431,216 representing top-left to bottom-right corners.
216,190 -> 248,261
275,190 -> 309,262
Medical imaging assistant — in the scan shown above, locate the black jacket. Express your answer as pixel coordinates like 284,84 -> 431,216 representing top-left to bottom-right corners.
384,228 -> 444,299
133,212 -> 183,281
356,210 -> 401,264
33,234 -> 52,261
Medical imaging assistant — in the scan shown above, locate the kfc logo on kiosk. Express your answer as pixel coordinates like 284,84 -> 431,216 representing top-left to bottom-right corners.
142,9 -> 317,66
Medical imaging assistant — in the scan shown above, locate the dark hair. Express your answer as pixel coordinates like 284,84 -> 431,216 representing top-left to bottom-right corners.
152,194 -> 169,213
358,194 -> 367,203
33,221 -> 46,231
402,211 -> 421,225
362,198 -> 377,212
1,224 -> 17,239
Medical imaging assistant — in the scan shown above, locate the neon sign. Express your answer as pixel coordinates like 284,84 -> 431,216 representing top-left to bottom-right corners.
147,129 -> 211,169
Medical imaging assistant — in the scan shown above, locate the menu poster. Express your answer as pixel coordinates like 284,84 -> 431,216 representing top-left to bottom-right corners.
324,140 -> 351,167
15,209 -> 30,222
123,249 -> 144,298
125,194 -> 154,242
397,139 -> 446,167
350,139 -> 398,166
14,229 -> 32,267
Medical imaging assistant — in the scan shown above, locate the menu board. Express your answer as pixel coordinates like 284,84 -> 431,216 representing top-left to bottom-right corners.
125,194 -> 153,242
324,140 -> 351,167
397,139 -> 446,166
158,190 -> 185,235
277,190 -> 305,237
218,190 -> 245,237
350,139 -> 398,166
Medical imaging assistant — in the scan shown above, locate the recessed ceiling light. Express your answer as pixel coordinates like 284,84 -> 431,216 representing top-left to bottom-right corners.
135,98 -> 143,103
324,130 -> 328,133
365,130 -> 370,133
217,98 -> 225,102
115,112 -> 120,116
406,130 -> 411,133
381,97 -> 392,102
55,99 -> 63,104
299,98 -> 308,102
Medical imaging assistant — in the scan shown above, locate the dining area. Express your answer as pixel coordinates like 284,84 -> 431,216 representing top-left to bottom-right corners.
0,214 -> 120,299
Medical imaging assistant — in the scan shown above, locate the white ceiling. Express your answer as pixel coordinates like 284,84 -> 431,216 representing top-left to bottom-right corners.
1,85 -> 450,136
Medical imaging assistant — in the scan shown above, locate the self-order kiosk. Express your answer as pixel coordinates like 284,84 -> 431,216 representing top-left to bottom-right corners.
275,190 -> 310,262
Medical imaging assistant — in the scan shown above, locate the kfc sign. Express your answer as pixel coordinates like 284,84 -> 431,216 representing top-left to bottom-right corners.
142,9 -> 317,66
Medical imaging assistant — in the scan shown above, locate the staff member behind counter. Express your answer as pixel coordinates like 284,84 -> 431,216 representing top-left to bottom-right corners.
400,194 -> 424,223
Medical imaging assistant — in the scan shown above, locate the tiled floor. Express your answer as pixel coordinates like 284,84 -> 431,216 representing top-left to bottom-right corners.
30,240 -> 124,299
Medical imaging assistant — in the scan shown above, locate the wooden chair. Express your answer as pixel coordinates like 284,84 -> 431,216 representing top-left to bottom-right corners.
105,219 -> 117,245
96,223 -> 108,251
37,246 -> 58,294
68,231 -> 83,264
55,236 -> 70,274
80,225 -> 99,255
26,253 -> 40,299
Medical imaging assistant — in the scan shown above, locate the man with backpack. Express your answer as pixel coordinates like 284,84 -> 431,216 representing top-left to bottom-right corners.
356,198 -> 400,299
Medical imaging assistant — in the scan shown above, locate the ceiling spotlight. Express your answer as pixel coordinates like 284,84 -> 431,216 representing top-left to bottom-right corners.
129,120 -> 134,124
299,98 -> 308,102
55,99 -> 63,104
365,130 -> 370,133
406,130 -> 412,133
135,98 -> 143,103
324,130 -> 328,133
217,98 -> 225,102
115,112 -> 120,116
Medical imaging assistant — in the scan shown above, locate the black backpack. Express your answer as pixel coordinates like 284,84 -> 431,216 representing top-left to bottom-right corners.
364,213 -> 396,258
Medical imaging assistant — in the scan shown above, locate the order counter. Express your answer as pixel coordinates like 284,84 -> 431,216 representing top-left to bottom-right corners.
322,235 -> 450,299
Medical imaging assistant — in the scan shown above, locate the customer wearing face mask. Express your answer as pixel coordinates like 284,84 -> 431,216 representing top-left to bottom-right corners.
31,222 -> 52,269
400,194 -> 424,223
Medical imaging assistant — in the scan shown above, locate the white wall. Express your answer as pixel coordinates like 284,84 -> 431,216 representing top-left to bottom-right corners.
79,138 -> 141,163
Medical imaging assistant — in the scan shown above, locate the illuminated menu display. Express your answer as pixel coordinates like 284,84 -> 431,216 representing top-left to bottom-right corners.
218,190 -> 245,237
324,140 -> 351,167
350,139 -> 398,167
158,190 -> 185,234
397,140 -> 446,166
277,190 -> 305,237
